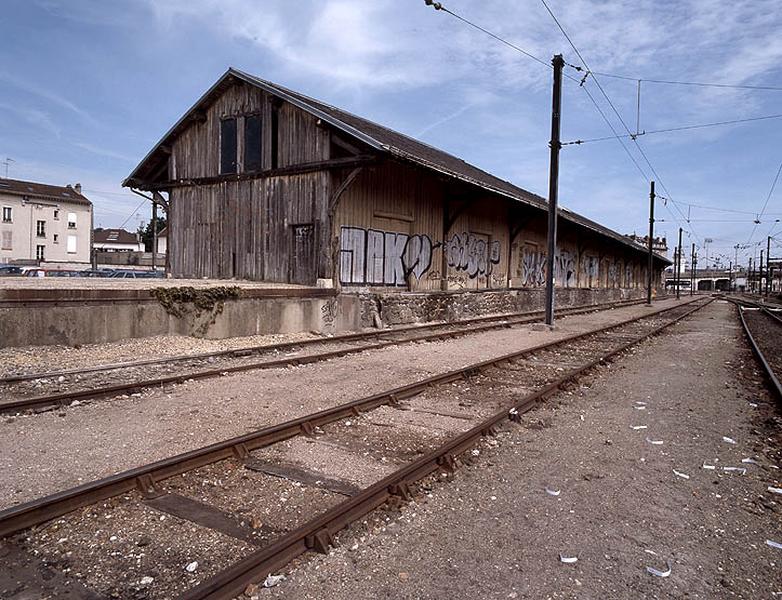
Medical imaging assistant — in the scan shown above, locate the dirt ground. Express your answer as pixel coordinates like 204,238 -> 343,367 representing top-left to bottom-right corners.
259,299 -> 782,599
0,298 -> 689,510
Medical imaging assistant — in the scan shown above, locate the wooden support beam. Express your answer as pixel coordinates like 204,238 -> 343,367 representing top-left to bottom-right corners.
139,155 -> 376,191
328,167 -> 363,216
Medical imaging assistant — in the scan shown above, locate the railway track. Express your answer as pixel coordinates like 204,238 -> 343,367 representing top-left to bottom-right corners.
731,297 -> 782,400
0,297 -> 650,415
0,296 -> 710,600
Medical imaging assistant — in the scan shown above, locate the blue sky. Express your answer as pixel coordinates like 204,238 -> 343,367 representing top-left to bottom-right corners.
1,0 -> 781,267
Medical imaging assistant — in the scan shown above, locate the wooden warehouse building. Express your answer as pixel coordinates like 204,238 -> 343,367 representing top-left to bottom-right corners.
124,68 -> 670,296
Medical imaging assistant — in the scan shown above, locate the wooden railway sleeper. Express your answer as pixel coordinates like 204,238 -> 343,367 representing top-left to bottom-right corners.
232,443 -> 251,462
388,482 -> 413,501
436,454 -> 458,473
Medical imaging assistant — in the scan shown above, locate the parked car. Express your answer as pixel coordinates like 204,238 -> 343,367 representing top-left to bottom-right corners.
23,268 -> 47,277
46,270 -> 81,277
79,269 -> 115,278
110,270 -> 139,278
0,266 -> 24,276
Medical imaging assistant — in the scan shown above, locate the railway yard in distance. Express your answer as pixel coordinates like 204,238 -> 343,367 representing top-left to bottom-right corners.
0,290 -> 780,599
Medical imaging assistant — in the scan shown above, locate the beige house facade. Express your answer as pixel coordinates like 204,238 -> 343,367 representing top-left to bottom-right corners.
0,178 -> 92,266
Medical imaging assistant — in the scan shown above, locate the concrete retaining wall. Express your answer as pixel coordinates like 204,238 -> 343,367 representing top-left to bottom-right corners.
0,286 -> 660,348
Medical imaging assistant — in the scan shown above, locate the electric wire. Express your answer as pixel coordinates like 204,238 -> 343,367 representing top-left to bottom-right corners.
746,159 -> 782,245
588,71 -> 782,92
538,0 -> 699,243
562,113 -> 782,146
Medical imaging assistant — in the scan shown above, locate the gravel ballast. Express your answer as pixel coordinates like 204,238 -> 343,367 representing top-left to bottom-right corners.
260,299 -> 781,600
0,298 -> 690,510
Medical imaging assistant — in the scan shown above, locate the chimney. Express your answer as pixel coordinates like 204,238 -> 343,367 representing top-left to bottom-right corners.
74,183 -> 82,194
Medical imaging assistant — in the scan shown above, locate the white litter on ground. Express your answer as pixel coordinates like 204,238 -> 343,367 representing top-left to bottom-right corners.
722,466 -> 747,475
767,540 -> 782,550
646,437 -> 664,445
722,436 -> 737,444
559,554 -> 578,564
702,464 -> 716,470
673,469 -> 690,480
263,574 -> 286,588
646,561 -> 672,578
768,486 -> 782,495
545,487 -> 561,497
631,425 -> 648,430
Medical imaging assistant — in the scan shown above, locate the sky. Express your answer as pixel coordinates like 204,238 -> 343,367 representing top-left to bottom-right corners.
1,0 -> 781,268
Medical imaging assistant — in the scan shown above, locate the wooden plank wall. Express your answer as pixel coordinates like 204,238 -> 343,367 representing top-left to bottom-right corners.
168,80 -> 331,283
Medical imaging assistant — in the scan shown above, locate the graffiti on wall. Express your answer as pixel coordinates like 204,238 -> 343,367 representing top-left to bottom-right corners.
339,226 -> 434,286
520,247 -> 546,287
607,261 -> 619,287
445,232 -> 501,279
625,264 -> 634,287
579,255 -> 600,287
556,250 -> 576,288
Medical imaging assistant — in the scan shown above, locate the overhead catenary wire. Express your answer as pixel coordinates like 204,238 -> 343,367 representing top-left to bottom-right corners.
562,113 -> 782,146
746,159 -> 782,245
538,0 -> 700,244
587,70 -> 782,92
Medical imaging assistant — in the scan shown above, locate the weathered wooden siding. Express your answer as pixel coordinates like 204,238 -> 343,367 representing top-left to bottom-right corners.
168,80 -> 331,283
334,161 -> 443,291
170,80 -> 330,179
170,172 -> 329,282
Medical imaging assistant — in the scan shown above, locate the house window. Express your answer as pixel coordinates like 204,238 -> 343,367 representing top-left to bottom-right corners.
36,220 -> 46,237
1,231 -> 11,250
2,207 -> 11,223
68,212 -> 77,229
244,114 -> 262,172
220,117 -> 238,174
54,209 -> 59,220
53,234 -> 59,243
67,234 -> 77,254
36,245 -> 45,261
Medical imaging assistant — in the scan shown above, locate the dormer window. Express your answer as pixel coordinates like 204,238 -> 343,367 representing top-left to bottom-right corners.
220,117 -> 237,174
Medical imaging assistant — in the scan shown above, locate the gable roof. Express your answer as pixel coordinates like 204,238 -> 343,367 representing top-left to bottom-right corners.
125,68 -> 670,265
93,228 -> 140,245
0,178 -> 91,206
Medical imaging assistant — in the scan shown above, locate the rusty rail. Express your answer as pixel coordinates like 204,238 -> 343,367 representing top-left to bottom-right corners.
182,298 -> 712,600
737,305 -> 782,401
0,297 -> 648,384
0,297 -> 703,539
0,298 -> 650,414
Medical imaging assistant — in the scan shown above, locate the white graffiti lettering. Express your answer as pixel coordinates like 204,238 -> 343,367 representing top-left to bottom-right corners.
339,226 -> 434,286
446,232 -> 501,278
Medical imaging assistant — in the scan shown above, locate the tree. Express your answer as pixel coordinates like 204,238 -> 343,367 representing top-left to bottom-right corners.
137,215 -> 167,252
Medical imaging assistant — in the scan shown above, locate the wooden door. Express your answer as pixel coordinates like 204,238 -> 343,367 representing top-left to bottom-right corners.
290,223 -> 316,285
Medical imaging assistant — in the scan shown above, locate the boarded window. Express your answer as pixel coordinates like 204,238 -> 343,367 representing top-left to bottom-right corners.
244,115 -> 262,172
220,118 -> 237,174
1,231 -> 11,250
271,105 -> 279,169
67,212 -> 77,228
67,235 -> 77,254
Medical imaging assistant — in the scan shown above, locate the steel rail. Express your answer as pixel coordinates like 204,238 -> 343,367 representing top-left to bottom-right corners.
182,298 -> 712,600
0,298 -> 648,384
737,306 -> 782,400
0,297 -> 704,538
0,299 -> 651,414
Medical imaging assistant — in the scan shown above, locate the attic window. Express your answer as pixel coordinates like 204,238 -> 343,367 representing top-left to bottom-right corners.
220,118 -> 238,175
244,114 -> 262,172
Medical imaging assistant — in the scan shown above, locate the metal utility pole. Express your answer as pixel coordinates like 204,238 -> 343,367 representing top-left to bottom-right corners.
151,200 -> 158,271
767,236 -> 772,296
690,243 -> 696,295
749,257 -> 754,293
728,261 -> 733,293
760,249 -> 765,296
544,54 -> 564,326
646,181 -> 655,305
676,227 -> 683,299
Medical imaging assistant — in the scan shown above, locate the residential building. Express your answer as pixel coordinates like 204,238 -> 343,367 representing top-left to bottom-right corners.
0,178 -> 92,265
93,228 -> 145,252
